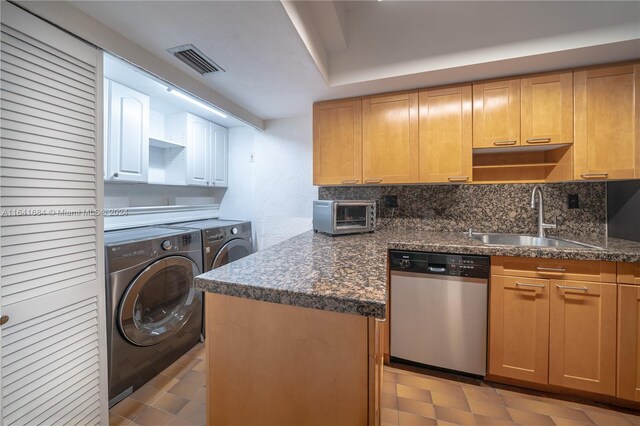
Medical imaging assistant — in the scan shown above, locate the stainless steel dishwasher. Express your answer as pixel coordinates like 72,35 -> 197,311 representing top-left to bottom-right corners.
390,250 -> 490,376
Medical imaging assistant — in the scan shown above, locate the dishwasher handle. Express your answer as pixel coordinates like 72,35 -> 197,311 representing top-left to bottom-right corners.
427,266 -> 447,273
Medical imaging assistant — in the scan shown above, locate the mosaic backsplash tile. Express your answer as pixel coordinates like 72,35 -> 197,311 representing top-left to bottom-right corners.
318,183 -> 607,240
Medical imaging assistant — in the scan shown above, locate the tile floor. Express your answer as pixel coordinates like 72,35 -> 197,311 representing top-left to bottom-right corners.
110,344 -> 639,426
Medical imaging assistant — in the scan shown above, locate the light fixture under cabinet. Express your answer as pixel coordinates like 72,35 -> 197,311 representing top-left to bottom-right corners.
167,87 -> 228,119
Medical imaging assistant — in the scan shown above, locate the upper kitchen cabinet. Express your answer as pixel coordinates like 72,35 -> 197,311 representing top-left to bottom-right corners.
210,123 -> 229,187
574,64 -> 640,180
362,92 -> 419,184
105,79 -> 149,182
473,79 -> 520,148
521,72 -> 573,146
167,112 -> 227,187
418,85 -> 472,183
313,99 -> 362,185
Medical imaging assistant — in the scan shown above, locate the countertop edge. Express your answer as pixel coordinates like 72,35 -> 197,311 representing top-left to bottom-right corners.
195,277 -> 387,319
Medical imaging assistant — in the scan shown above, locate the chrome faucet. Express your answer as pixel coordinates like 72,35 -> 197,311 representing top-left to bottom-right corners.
530,185 -> 557,238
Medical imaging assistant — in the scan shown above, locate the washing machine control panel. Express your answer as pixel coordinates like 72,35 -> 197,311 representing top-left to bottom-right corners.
161,240 -> 173,251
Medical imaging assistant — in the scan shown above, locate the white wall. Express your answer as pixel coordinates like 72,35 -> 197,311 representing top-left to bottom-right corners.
221,115 -> 318,250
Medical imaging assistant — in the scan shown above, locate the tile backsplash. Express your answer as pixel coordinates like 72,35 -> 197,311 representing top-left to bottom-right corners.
319,183 -> 606,240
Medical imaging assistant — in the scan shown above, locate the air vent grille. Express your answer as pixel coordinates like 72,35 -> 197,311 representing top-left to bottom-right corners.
167,44 -> 224,75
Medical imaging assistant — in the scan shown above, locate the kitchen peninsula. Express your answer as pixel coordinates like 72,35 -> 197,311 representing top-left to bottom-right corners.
195,229 -> 640,424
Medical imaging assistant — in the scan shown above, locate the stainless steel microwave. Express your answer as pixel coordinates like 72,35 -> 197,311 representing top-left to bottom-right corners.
313,200 -> 376,235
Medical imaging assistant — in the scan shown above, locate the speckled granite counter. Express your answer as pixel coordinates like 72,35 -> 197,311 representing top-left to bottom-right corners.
194,229 -> 640,319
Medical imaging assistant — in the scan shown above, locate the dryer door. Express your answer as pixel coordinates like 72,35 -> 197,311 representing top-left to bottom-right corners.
211,238 -> 253,269
118,256 -> 201,346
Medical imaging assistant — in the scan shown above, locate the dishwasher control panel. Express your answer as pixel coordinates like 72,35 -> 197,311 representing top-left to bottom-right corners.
389,250 -> 489,279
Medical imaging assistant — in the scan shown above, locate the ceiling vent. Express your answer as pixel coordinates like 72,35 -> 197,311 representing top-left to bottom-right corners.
167,44 -> 225,75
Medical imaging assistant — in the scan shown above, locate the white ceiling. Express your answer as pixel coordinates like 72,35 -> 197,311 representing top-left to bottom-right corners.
68,1 -> 640,122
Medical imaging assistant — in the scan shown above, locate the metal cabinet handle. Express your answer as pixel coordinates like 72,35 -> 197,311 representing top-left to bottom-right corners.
365,178 -> 383,184
516,282 -> 545,289
341,179 -> 359,184
556,284 -> 589,291
0,315 -> 9,326
493,140 -> 517,146
581,173 -> 609,179
536,266 -> 566,273
526,138 -> 552,144
448,176 -> 469,182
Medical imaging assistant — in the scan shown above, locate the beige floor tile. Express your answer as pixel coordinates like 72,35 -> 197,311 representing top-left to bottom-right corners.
431,391 -> 470,412
147,374 -> 180,393
506,407 -> 556,425
624,413 -> 640,426
467,398 -> 512,420
436,421 -> 460,426
584,409 -> 634,426
165,413 -> 199,426
152,392 -> 190,415
385,371 -> 400,383
176,401 -> 206,425
502,395 -> 594,424
193,387 -> 207,406
397,374 -> 465,399
551,416 -> 596,426
462,385 -> 504,405
398,411 -> 438,426
397,397 -> 436,418
382,392 -> 399,409
397,384 -> 432,403
109,414 -> 132,426
129,384 -> 165,405
110,398 -> 148,421
192,360 -> 207,373
168,379 -> 204,400
382,407 -> 400,425
133,406 -> 174,426
384,382 -> 398,396
180,370 -> 206,387
474,413 -> 516,425
433,405 -> 477,425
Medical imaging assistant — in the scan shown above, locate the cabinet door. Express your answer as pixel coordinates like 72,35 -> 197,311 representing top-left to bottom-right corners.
186,113 -> 209,186
107,80 -> 149,182
210,123 -> 228,187
618,284 -> 640,402
489,276 -> 549,384
574,64 -> 640,180
473,79 -> 520,148
549,280 -> 617,395
521,72 -> 573,146
313,99 -> 362,185
418,85 -> 472,183
362,92 -> 419,184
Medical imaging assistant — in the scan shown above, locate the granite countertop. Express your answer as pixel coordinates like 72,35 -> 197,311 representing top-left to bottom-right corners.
195,229 -> 640,320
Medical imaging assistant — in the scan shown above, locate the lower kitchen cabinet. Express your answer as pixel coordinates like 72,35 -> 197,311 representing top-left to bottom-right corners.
549,280 -> 617,396
618,284 -> 640,402
489,275 -> 550,384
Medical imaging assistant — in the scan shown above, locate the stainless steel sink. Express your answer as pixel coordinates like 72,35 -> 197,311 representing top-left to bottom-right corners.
470,233 -> 603,250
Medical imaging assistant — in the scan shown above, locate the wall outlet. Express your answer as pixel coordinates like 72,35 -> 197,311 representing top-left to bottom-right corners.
568,193 -> 579,209
249,153 -> 255,162
383,195 -> 398,208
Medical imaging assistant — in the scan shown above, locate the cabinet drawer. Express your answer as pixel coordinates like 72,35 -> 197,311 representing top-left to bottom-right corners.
618,263 -> 640,285
491,256 -> 616,283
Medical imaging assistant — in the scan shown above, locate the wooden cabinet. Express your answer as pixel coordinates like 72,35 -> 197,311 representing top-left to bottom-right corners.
105,79 -> 149,182
489,275 -> 549,384
362,92 -> 419,184
489,257 -> 619,398
618,284 -> 640,402
313,99 -> 362,185
574,64 -> 640,180
418,85 -> 472,183
521,72 -> 573,146
473,79 -> 520,148
549,280 -> 617,395
619,263 -> 640,285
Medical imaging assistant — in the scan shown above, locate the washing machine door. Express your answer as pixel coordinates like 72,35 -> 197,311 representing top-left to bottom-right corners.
211,238 -> 253,269
119,255 -> 200,346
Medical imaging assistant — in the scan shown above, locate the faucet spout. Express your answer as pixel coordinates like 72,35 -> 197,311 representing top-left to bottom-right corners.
530,185 -> 555,238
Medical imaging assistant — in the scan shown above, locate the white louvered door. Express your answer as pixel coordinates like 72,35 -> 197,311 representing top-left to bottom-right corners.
0,3 -> 108,425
